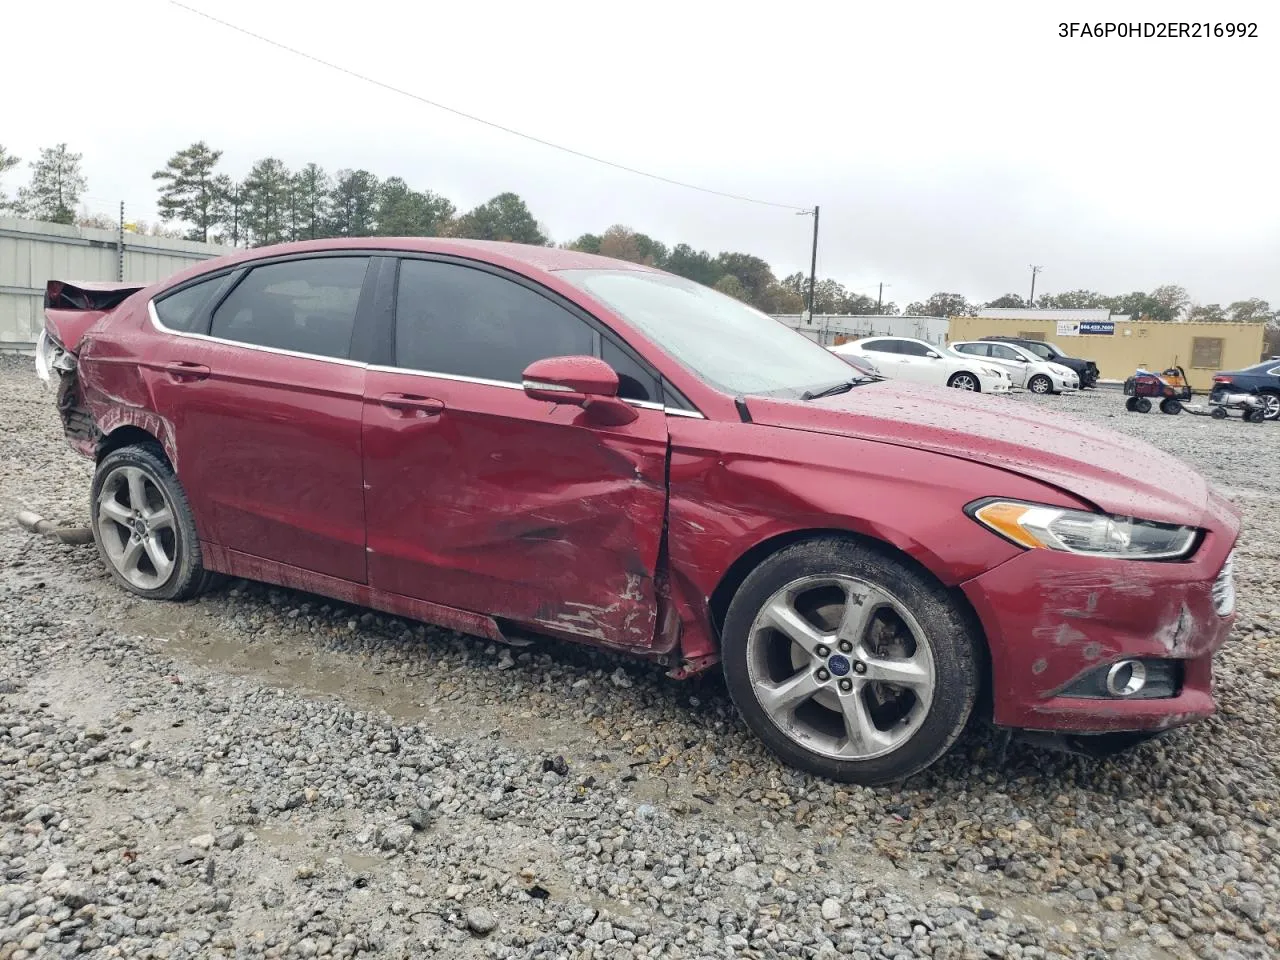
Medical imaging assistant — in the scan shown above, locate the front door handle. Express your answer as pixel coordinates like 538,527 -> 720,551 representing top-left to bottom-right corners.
161,361 -> 210,382
379,393 -> 445,416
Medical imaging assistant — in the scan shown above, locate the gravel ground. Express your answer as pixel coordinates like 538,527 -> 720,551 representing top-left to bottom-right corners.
1,358 -> 1277,960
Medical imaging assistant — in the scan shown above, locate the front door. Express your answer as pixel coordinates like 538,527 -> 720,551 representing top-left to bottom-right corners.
985,343 -> 1031,386
147,254 -> 373,583
361,257 -> 670,649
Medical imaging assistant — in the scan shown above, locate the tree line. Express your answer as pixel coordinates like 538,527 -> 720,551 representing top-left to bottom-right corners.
1,139 -> 1276,337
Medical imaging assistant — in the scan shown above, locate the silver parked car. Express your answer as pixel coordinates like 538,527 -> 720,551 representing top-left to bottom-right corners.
950,340 -> 1079,394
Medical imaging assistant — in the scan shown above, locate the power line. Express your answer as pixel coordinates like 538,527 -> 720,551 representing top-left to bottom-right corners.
167,1 -> 808,212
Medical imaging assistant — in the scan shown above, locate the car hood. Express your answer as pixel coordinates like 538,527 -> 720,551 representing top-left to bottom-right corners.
747,381 -> 1214,527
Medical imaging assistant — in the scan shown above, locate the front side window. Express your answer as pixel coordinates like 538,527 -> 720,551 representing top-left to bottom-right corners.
395,260 -> 594,383
210,257 -> 369,359
559,269 -> 857,399
988,344 -> 1022,361
897,341 -> 933,358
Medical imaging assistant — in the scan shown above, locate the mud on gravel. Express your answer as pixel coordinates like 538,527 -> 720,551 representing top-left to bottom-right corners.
1,358 -> 1278,960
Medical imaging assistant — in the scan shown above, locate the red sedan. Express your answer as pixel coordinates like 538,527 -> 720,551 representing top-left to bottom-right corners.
35,239 -> 1240,784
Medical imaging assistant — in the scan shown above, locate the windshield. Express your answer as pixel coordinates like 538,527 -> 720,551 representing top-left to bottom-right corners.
559,269 -> 858,398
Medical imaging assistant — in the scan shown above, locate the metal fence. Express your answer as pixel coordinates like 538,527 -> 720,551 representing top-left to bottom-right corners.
772,314 -> 950,346
0,217 -> 232,348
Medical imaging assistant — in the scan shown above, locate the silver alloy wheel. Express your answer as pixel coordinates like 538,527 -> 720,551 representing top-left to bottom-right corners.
1261,393 -> 1280,420
95,466 -> 178,590
1029,376 -> 1052,394
745,575 -> 936,761
950,373 -> 978,391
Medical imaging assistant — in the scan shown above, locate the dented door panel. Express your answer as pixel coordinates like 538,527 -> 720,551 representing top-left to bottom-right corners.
362,370 -> 668,649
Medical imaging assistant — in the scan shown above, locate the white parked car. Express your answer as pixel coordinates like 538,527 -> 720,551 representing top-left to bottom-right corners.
950,340 -> 1080,394
831,336 -> 1011,393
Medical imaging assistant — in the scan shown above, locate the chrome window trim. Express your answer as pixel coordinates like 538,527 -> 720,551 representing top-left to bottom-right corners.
148,301 -> 367,369
366,363 -> 705,418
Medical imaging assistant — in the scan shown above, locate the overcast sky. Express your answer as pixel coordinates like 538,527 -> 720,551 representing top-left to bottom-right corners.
5,0 -> 1277,308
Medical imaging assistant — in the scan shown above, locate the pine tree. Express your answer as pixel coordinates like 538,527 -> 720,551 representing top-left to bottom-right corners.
16,144 -> 86,224
152,141 -> 225,242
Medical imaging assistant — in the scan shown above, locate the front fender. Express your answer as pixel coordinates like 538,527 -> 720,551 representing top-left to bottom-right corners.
663,418 -> 1088,665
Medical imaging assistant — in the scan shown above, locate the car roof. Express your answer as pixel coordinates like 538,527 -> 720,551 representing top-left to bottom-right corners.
177,237 -> 660,280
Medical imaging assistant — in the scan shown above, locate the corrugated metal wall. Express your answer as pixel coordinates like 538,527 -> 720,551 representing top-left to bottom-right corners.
0,217 -> 231,346
772,314 -> 950,346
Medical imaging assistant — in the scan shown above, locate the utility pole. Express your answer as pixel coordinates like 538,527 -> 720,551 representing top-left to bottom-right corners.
1028,265 -> 1043,307
116,202 -> 125,281
797,206 -> 820,323
877,282 -> 891,312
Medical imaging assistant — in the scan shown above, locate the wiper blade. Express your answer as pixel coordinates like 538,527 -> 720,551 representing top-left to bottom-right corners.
801,377 -> 871,401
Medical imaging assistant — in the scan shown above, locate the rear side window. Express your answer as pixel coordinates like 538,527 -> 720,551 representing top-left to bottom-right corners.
956,343 -> 988,356
210,257 -> 369,359
395,260 -> 595,383
861,340 -> 897,354
897,340 -> 932,357
154,276 -> 226,333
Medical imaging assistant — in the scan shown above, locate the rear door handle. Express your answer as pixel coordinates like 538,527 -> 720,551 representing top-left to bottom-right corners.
379,393 -> 445,416
161,361 -> 210,381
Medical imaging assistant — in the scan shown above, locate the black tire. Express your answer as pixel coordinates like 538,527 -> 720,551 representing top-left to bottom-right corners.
1160,398 -> 1182,415
946,372 -> 980,392
1211,406 -> 1228,420
1247,410 -> 1266,424
1124,397 -> 1138,412
721,537 -> 980,786
90,443 -> 208,602
1135,398 -> 1152,413
1028,375 -> 1053,395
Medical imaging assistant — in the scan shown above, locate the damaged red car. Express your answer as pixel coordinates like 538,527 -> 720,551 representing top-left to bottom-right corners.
35,239 -> 1240,785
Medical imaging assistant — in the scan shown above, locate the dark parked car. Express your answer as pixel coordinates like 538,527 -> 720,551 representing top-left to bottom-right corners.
984,336 -> 1100,388
1212,360 -> 1280,421
34,238 -> 1240,785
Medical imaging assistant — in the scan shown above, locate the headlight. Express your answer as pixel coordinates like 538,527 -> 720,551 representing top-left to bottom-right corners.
981,365 -> 1004,377
966,499 -> 1198,560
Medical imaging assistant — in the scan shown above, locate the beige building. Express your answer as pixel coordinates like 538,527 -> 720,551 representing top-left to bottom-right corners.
948,310 -> 1267,391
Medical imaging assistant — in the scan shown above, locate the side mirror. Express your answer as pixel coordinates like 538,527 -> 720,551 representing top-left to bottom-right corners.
522,355 -> 637,425
1015,355 -> 1029,362
926,351 -> 941,359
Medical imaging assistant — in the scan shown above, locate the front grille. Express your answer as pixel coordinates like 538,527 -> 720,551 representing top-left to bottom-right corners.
1212,550 -> 1236,617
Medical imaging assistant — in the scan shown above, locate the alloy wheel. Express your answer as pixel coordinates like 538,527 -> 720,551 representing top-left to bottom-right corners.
1261,393 -> 1280,420
95,466 -> 178,590
745,575 -> 935,761
950,374 -> 978,391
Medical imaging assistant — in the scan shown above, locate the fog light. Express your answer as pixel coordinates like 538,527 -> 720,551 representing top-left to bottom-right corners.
1105,660 -> 1147,697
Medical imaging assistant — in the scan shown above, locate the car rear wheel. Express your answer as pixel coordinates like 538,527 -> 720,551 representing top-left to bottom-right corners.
1260,391 -> 1280,421
721,538 -> 980,785
947,372 -> 980,391
1028,375 -> 1053,395
91,444 -> 208,601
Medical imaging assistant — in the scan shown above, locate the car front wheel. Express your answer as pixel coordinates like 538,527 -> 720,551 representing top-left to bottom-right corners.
91,443 -> 208,601
947,372 -> 980,391
1028,375 -> 1053,395
721,538 -> 980,785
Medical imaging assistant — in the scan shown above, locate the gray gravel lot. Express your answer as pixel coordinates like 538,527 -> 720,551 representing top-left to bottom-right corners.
1,359 -> 1278,960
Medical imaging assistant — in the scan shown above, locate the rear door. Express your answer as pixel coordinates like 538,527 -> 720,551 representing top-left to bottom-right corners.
147,254 -> 374,583
360,257 -> 670,649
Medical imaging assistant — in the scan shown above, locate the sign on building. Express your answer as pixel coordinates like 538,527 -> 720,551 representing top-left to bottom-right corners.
1056,320 -> 1115,336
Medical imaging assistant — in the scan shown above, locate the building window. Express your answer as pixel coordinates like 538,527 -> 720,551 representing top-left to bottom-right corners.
1191,337 -> 1224,369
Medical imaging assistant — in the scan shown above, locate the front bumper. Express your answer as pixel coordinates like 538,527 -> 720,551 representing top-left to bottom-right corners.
960,504 -> 1238,733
